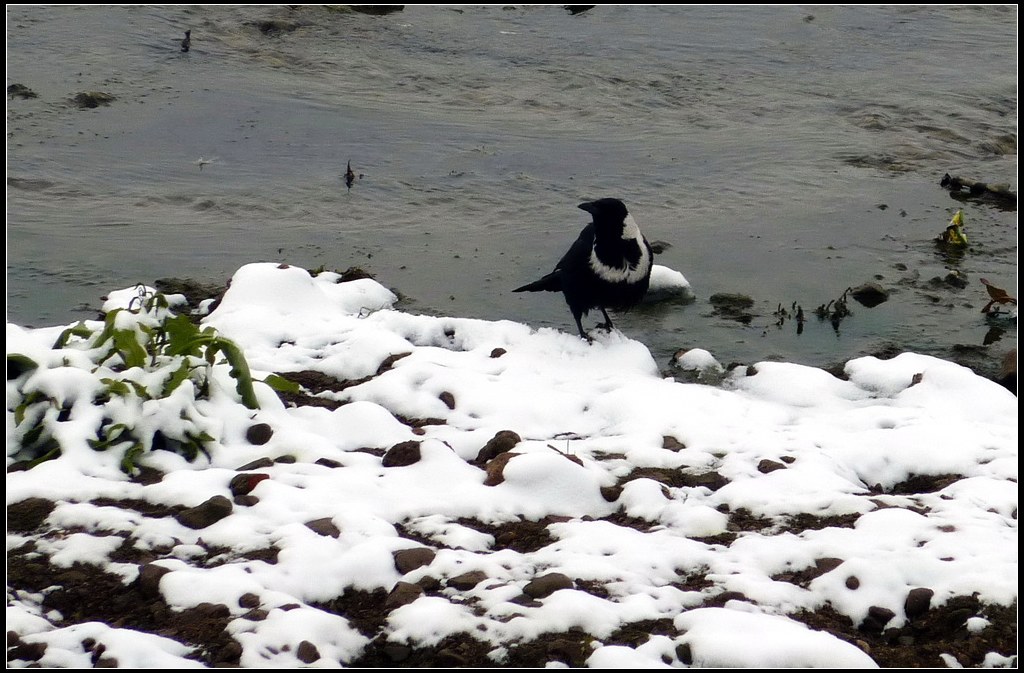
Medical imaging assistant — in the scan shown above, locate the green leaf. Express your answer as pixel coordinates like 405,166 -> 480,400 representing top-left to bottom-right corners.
207,338 -> 260,410
163,359 -> 193,397
112,329 -> 148,368
7,354 -> 39,379
262,373 -> 301,394
52,322 -> 93,349
120,443 -> 145,474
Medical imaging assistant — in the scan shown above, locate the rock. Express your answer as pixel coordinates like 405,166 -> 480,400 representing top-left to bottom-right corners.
447,570 -> 488,590
757,459 -> 787,474
489,348 -> 507,358
904,587 -> 934,620
233,495 -> 259,507
662,436 -> 686,451
393,547 -> 436,574
861,606 -> 896,632
709,293 -> 756,323
136,563 -> 171,598
384,581 -> 424,610
382,440 -> 421,467
383,643 -> 412,662
8,640 -> 47,662
305,517 -> 340,538
245,423 -> 274,445
72,91 -> 115,109
522,572 -> 574,598
229,473 -> 269,496
850,282 -> 890,308
438,391 -> 456,410
175,495 -> 233,529
238,593 -> 261,609
483,451 -> 519,486
474,430 -> 522,464
675,642 -> 693,665
296,640 -> 320,664
845,575 -> 860,590
236,457 -> 275,471
7,83 -> 38,99
599,485 -> 622,502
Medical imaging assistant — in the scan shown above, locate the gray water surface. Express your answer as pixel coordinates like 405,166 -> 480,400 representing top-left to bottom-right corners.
6,5 -> 1017,375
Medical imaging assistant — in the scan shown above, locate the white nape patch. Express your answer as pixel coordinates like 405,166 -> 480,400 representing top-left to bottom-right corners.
589,213 -> 652,283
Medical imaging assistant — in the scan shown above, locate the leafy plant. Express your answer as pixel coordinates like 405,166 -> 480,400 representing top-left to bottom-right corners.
9,285 -> 261,474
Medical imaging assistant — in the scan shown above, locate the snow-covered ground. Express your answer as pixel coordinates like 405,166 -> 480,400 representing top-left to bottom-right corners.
6,263 -> 1017,668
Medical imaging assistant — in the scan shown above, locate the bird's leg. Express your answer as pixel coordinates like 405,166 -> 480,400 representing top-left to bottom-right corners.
573,311 -> 591,341
597,308 -> 614,331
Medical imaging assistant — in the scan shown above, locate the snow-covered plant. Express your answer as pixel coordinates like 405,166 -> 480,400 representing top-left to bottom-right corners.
8,286 -> 258,474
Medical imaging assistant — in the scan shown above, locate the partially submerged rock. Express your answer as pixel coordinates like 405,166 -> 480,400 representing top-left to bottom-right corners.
940,173 -> 1016,211
850,282 -> 889,308
8,83 -> 38,99
71,91 -> 115,109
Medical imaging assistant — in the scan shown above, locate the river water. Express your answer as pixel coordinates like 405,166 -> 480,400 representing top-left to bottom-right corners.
6,5 -> 1017,376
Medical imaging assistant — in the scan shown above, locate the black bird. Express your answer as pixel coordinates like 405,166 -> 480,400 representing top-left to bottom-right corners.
514,198 -> 653,340
181,30 -> 191,53
345,160 -> 356,190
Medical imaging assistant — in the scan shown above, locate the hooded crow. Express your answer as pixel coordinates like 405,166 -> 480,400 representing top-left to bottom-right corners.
514,198 -> 653,340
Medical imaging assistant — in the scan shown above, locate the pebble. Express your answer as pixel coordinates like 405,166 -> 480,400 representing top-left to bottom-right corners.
904,587 -> 934,620
474,430 -> 522,464
382,440 -> 421,467
296,640 -> 320,664
384,581 -> 424,610
393,547 -> 436,574
175,495 -> 233,529
522,572 -> 573,598
305,517 -> 340,538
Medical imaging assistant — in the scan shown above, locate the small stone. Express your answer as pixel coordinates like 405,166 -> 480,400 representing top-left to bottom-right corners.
522,572 -> 573,599
861,605 -> 896,632
845,575 -> 860,590
599,485 -> 622,502
273,455 -> 296,464
383,643 -> 412,662
662,436 -> 686,451
489,348 -> 507,358
242,608 -> 269,621
474,430 -> 522,464
315,457 -> 343,468
229,472 -> 269,496
675,642 -> 693,665
416,575 -> 442,592
296,640 -> 320,664
233,495 -> 259,507
305,517 -> 340,538
904,587 -> 934,620
814,557 -> 844,574
438,391 -> 456,410
447,570 -> 488,590
238,593 -> 261,609
245,423 -> 274,445
236,457 -> 275,471
215,640 -> 243,664
483,451 -> 518,486
136,563 -> 172,597
7,640 -> 47,662
175,495 -> 233,529
72,91 -> 115,109
393,547 -> 436,574
757,459 -> 786,474
850,282 -> 889,308
382,440 -> 421,467
384,581 -> 424,610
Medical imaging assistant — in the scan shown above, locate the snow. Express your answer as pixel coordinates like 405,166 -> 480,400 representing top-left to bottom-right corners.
6,262 -> 1017,668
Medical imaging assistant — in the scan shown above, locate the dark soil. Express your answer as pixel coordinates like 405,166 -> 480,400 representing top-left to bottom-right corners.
7,492 -> 1016,668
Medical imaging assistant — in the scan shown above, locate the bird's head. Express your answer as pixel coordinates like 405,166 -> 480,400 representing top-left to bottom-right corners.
579,198 -> 629,227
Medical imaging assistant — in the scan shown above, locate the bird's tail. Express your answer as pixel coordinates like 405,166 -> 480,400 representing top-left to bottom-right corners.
513,271 -> 562,293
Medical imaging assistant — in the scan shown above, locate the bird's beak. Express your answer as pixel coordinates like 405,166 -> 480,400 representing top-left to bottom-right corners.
578,201 -> 597,215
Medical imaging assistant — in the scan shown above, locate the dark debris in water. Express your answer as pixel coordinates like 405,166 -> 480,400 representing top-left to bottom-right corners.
941,173 -> 1017,212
